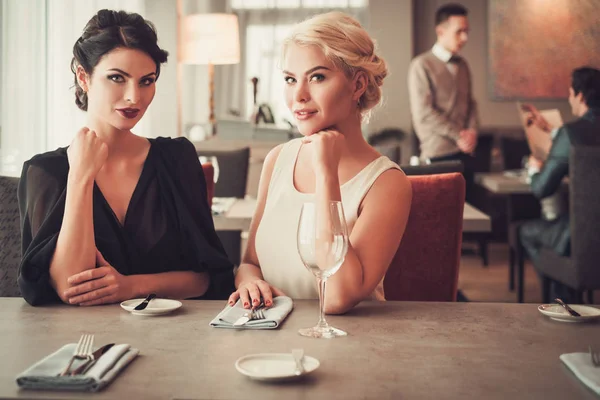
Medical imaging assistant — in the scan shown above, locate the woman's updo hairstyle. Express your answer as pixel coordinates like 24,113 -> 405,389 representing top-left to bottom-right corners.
71,9 -> 169,111
282,11 -> 388,121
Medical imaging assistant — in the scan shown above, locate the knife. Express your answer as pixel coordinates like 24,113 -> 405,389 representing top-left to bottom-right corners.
70,343 -> 115,376
134,293 -> 157,311
233,310 -> 253,326
554,298 -> 581,317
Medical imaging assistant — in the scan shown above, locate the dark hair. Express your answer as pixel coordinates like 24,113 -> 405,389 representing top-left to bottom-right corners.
71,9 -> 169,111
435,3 -> 468,26
571,67 -> 600,108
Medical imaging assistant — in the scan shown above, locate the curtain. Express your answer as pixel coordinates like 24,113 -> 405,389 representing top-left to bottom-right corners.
0,0 -> 147,176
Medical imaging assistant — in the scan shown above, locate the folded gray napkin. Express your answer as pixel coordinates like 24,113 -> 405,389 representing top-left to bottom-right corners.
210,296 -> 294,329
16,343 -> 139,392
560,352 -> 600,395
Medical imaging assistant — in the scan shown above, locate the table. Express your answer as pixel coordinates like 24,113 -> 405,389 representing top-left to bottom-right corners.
0,298 -> 598,399
213,198 -> 491,233
475,171 -> 532,194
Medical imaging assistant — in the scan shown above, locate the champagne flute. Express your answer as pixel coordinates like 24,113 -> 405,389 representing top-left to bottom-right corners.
297,201 -> 349,338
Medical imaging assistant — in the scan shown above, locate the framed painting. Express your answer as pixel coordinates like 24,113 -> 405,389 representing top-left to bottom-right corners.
488,0 -> 600,100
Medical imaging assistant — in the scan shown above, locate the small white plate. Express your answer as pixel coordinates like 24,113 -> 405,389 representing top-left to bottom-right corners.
120,298 -> 182,316
235,353 -> 320,381
538,304 -> 600,323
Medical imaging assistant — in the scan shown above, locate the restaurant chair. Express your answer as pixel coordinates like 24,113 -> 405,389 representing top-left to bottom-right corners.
201,163 -> 214,207
400,160 -> 463,176
537,146 -> 600,304
197,147 -> 250,266
0,176 -> 22,297
384,173 -> 465,301
368,128 -> 406,164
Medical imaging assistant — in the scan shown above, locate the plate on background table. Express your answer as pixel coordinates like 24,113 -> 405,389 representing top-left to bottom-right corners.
235,353 -> 320,381
538,304 -> 600,323
120,298 -> 182,316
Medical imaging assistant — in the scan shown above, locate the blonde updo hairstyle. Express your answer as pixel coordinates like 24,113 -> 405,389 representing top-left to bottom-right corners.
282,11 -> 388,122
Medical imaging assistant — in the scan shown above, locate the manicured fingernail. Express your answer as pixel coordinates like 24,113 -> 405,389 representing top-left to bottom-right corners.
265,300 -> 271,306
253,299 -> 259,304
243,302 -> 249,307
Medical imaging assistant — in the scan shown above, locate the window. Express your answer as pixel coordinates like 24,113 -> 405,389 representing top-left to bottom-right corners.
227,0 -> 368,127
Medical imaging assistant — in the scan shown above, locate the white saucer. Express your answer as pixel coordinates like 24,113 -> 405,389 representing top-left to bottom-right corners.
538,304 -> 600,323
120,298 -> 182,316
235,353 -> 320,381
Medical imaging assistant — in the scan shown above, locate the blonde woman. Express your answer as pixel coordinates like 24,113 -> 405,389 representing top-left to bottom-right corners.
229,12 -> 412,314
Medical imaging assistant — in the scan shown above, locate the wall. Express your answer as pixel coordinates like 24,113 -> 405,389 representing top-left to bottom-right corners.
414,0 -> 573,130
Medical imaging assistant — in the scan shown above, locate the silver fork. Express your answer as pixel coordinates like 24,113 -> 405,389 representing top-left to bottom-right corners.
252,307 -> 266,320
590,346 -> 600,367
59,334 -> 94,376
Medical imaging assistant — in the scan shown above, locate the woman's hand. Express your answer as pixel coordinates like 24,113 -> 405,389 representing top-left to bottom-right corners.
301,129 -> 345,177
63,250 -> 133,306
228,279 -> 286,309
67,127 -> 108,182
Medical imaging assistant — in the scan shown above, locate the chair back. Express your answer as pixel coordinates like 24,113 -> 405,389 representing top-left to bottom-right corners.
201,163 -> 215,207
384,173 -> 465,301
500,137 -> 530,170
0,176 -> 21,297
368,128 -> 406,164
471,134 -> 494,173
400,160 -> 463,176
197,147 -> 250,198
569,146 -> 600,288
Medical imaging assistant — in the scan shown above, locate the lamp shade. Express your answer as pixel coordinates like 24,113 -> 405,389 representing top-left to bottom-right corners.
180,13 -> 240,65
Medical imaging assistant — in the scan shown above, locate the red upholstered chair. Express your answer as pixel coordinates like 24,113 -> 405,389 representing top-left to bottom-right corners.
384,173 -> 465,301
201,162 -> 215,208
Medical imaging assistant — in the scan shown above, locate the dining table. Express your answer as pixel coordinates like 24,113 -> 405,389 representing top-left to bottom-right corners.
0,298 -> 598,399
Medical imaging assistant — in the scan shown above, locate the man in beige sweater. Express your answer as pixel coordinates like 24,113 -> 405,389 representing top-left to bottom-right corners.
408,3 -> 479,197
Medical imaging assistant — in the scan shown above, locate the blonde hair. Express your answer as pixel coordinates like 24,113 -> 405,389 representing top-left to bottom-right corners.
282,11 -> 388,122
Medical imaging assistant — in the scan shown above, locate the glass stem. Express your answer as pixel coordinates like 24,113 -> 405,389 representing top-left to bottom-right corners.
317,277 -> 328,329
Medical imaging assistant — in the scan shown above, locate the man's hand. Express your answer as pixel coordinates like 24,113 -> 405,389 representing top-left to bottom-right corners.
527,155 -> 544,172
457,129 -> 477,154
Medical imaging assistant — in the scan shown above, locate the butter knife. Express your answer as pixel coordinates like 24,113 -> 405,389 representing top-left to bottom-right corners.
554,298 -> 581,317
70,343 -> 115,376
233,310 -> 253,326
134,293 -> 157,311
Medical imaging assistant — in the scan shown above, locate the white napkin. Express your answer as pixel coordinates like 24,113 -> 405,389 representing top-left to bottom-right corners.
16,343 -> 139,392
560,352 -> 600,395
210,296 -> 294,329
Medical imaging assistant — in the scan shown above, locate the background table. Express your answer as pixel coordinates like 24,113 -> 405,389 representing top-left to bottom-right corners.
0,298 -> 598,399
213,198 -> 491,233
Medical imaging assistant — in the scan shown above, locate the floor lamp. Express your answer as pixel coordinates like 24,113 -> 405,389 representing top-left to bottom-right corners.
178,13 -> 240,138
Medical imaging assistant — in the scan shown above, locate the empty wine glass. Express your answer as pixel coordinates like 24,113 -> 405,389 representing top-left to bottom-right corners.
297,201 -> 349,338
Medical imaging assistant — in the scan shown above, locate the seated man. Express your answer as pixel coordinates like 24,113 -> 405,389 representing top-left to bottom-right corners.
519,67 -> 600,298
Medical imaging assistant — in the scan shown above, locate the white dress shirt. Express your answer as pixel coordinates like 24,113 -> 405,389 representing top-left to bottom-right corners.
432,43 -> 458,75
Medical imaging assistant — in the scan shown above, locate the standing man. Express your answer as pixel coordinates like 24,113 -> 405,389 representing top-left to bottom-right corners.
408,3 -> 478,199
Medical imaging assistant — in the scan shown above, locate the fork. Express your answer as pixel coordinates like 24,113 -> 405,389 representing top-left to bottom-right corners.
590,346 -> 600,367
252,307 -> 266,320
59,334 -> 94,376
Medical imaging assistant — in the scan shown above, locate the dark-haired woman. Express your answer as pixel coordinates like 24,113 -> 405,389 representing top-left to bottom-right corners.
18,10 -> 234,306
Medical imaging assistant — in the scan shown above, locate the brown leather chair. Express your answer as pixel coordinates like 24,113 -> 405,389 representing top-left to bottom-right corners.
0,176 -> 21,297
201,163 -> 214,207
384,173 -> 465,301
